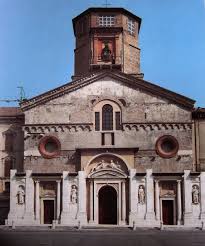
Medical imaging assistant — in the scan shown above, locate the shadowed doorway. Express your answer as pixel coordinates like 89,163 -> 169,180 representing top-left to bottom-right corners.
43,200 -> 54,224
98,185 -> 117,224
162,200 -> 174,225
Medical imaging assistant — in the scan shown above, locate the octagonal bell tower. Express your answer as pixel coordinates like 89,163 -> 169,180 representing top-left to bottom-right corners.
72,7 -> 142,79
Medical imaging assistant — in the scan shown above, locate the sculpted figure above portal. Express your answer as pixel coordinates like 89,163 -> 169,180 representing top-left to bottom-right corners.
90,159 -> 122,173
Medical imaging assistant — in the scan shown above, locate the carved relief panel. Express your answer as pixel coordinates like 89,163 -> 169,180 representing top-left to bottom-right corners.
40,182 -> 56,197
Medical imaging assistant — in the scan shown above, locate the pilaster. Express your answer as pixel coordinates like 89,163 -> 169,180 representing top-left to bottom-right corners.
56,180 -> 61,222
183,170 -> 193,225
145,169 -> 155,222
177,180 -> 182,225
129,169 -> 137,225
35,180 -> 40,223
200,172 -> 205,221
24,170 -> 35,223
77,171 -> 87,225
60,171 -> 71,224
7,169 -> 17,225
155,180 -> 160,221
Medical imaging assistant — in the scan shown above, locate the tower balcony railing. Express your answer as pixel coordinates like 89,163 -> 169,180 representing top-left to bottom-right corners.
90,55 -> 122,65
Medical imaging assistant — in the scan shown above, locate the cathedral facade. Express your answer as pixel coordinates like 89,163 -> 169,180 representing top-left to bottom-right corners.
1,7 -> 205,228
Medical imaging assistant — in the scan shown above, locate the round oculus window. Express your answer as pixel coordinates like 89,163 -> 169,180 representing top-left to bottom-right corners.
39,136 -> 61,159
156,135 -> 179,158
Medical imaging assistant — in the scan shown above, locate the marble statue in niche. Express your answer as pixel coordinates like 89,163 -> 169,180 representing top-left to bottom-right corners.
17,185 -> 25,204
138,185 -> 145,204
71,185 -> 78,203
192,185 -> 199,204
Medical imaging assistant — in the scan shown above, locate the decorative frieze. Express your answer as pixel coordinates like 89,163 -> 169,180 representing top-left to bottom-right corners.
23,123 -> 93,139
122,122 -> 192,131
136,154 -> 192,164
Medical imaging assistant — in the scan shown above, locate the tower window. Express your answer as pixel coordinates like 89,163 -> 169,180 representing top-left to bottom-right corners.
128,19 -> 135,35
102,104 -> 113,130
98,16 -> 115,27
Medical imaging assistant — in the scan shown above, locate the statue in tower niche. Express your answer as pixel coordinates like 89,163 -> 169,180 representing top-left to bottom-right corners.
17,185 -> 25,205
70,185 -> 78,203
138,185 -> 145,204
192,185 -> 199,204
101,41 -> 112,62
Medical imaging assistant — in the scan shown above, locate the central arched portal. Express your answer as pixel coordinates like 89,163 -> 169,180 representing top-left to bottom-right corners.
98,186 -> 117,225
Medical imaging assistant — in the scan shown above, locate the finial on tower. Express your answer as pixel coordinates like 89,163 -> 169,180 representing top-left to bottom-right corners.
102,0 -> 111,8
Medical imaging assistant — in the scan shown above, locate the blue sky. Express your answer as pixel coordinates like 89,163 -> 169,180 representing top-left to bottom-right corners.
0,0 -> 205,107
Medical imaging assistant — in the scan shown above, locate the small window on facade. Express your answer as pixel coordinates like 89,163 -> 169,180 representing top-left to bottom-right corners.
115,112 -> 121,130
5,132 -> 14,152
4,181 -> 10,193
128,19 -> 135,35
95,112 -> 100,131
156,135 -> 179,158
98,15 -> 115,27
102,104 -> 113,130
38,136 -> 61,159
4,158 -> 12,177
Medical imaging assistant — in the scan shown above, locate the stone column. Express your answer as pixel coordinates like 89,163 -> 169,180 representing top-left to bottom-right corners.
155,180 -> 160,221
77,171 -> 87,225
177,180 -> 182,225
145,169 -> 155,222
118,181 -> 122,224
200,172 -> 205,221
24,170 -> 35,223
122,181 -> 126,224
60,171 -> 70,224
183,170 -> 193,225
93,181 -> 98,224
35,180 -> 40,222
7,169 -> 17,225
129,169 -> 137,225
89,180 -> 94,223
56,180 -> 61,222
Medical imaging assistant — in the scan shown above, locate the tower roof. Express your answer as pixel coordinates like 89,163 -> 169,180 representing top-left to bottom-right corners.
72,7 -> 142,35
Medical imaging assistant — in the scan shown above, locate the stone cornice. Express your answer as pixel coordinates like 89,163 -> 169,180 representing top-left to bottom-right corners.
23,123 -> 93,139
122,122 -> 192,131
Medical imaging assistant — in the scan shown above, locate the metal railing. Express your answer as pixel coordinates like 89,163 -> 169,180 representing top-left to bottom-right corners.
90,56 -> 122,65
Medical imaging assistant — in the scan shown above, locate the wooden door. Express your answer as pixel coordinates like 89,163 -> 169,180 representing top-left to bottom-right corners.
99,186 -> 117,224
44,200 -> 54,224
162,200 -> 174,225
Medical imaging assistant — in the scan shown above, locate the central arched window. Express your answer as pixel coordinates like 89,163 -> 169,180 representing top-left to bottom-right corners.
102,104 -> 113,130
94,100 -> 121,131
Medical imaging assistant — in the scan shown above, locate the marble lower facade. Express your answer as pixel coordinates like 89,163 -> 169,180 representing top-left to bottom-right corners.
6,165 -> 205,228
4,154 -> 205,227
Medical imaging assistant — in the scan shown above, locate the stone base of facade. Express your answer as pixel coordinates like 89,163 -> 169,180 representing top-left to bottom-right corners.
77,212 -> 87,226
129,212 -> 160,228
60,211 -> 78,226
